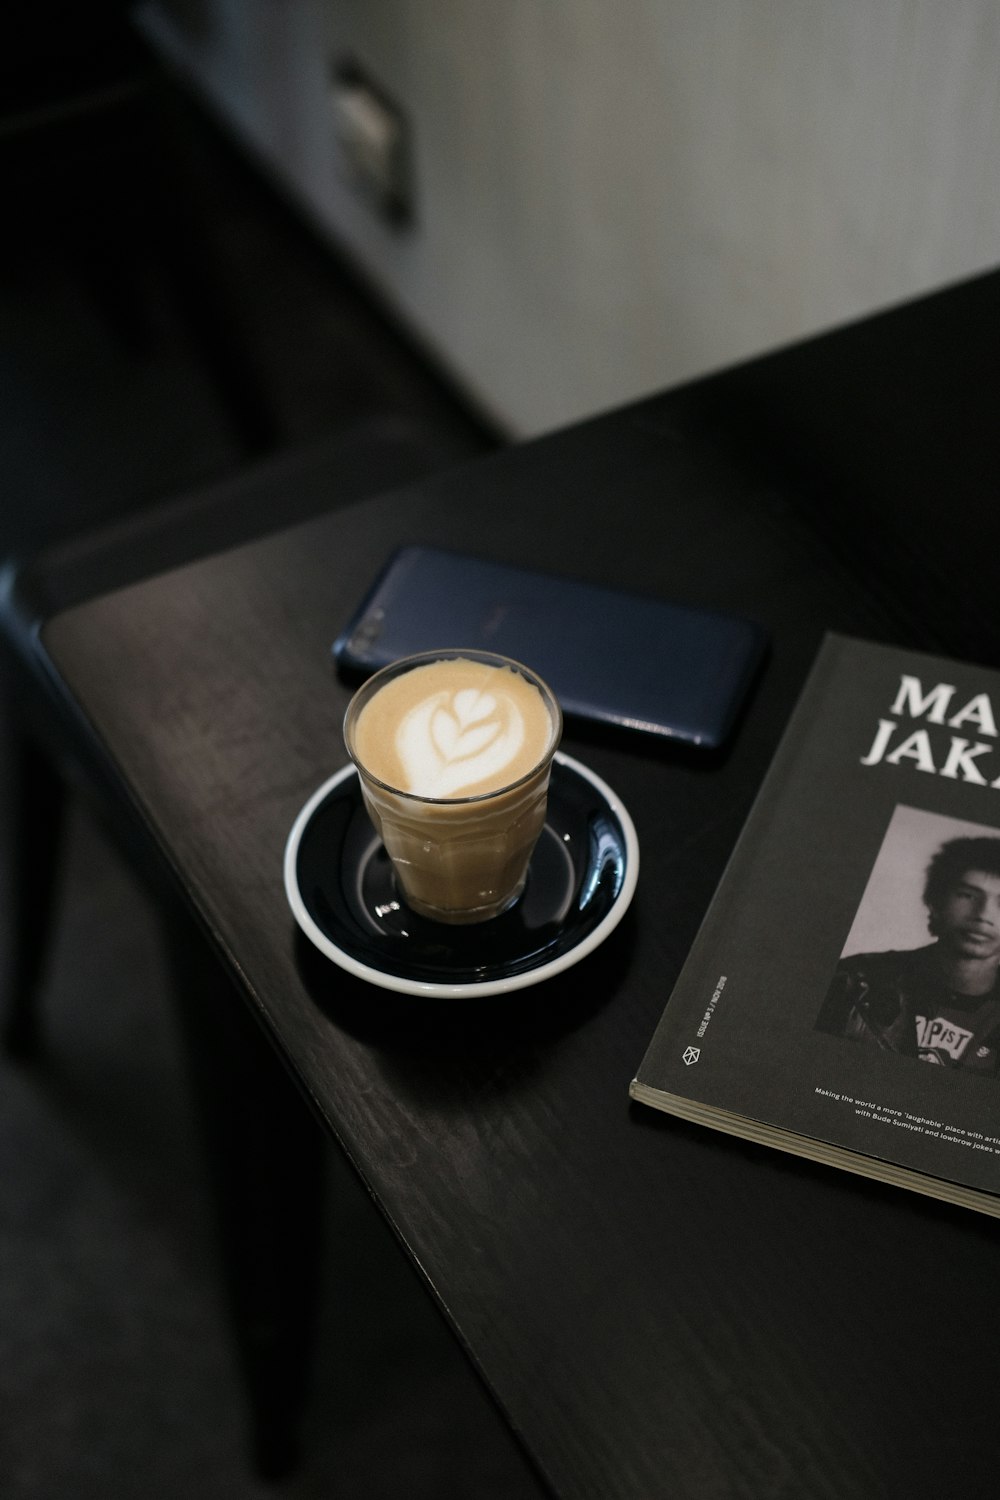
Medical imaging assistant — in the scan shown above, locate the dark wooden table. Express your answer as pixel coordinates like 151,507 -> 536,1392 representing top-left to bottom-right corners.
35,271 -> 1000,1499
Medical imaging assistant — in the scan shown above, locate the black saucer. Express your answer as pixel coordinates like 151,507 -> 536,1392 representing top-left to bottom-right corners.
284,752 -> 638,996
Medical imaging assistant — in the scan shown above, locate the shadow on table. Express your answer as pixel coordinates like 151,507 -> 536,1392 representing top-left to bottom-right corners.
294,905 -> 636,1069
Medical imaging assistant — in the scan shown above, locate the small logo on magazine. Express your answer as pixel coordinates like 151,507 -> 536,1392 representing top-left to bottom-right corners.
682,1046 -> 701,1066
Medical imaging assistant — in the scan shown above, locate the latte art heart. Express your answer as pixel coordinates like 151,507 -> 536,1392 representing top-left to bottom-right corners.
430,689 -> 500,761
348,655 -> 558,810
399,687 -> 525,797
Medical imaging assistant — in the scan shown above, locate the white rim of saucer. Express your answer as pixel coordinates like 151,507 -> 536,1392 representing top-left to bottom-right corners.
283,750 -> 639,998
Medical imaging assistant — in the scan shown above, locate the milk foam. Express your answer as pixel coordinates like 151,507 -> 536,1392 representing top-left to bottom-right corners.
352,657 -> 555,800
397,686 -> 524,797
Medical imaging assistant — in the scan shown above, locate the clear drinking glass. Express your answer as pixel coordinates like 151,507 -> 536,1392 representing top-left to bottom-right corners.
343,649 -> 562,924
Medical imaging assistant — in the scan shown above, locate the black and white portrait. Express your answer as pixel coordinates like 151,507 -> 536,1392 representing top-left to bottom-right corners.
816,805 -> 1000,1075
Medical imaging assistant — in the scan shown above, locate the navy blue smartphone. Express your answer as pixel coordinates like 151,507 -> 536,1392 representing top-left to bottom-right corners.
332,545 -> 767,749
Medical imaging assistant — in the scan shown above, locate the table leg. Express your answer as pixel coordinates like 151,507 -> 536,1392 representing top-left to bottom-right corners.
164,914 -> 325,1479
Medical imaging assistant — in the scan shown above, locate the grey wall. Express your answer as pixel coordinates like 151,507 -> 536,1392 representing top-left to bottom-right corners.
141,1 -> 1000,436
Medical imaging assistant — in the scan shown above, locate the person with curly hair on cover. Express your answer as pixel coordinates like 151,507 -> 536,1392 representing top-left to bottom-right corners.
818,836 -> 1000,1074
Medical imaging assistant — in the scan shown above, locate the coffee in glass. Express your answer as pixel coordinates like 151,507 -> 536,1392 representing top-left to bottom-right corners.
344,650 -> 562,923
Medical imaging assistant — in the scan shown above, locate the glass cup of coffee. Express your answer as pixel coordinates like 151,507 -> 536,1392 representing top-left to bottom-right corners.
343,649 -> 562,924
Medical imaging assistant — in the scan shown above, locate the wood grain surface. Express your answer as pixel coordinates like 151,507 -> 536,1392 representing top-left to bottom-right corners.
39,276 -> 1000,1500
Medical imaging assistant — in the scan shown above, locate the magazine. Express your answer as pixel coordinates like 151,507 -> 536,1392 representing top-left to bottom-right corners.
630,633 -> 1000,1216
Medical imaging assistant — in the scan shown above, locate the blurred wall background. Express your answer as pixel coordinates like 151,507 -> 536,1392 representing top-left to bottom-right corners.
139,1 -> 1000,438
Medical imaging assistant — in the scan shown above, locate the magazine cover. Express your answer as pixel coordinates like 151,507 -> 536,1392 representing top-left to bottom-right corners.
630,633 -> 1000,1215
